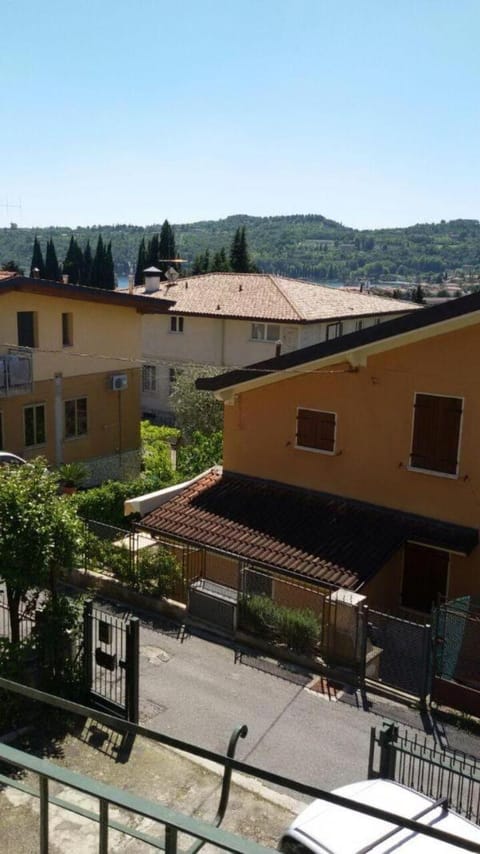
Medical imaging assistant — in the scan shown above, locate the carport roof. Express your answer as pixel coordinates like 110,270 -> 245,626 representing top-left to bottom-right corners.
136,469 -> 478,590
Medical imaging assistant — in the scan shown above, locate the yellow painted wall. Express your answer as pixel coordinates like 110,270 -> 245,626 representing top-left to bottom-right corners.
224,323 -> 480,529
0,291 -> 142,380
0,368 -> 141,466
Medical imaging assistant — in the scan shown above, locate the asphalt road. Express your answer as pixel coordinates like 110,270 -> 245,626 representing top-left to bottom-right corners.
92,601 -> 480,801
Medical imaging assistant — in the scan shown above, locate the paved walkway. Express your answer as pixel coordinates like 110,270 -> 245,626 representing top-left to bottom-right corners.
0,725 -> 301,853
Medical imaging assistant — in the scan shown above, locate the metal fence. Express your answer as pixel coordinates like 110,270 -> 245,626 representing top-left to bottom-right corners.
367,609 -> 432,701
369,722 -> 480,825
0,591 -> 36,642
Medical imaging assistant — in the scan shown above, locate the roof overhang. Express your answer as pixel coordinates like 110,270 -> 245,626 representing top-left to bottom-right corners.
0,276 -> 175,314
206,308 -> 480,403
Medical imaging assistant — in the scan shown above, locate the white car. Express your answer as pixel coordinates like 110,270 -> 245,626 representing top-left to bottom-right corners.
278,779 -> 480,853
0,452 -> 26,466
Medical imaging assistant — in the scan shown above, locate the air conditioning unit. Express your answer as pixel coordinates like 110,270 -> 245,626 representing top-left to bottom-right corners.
111,374 -> 128,391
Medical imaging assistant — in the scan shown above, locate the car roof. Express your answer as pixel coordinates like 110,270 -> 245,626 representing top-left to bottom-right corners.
283,779 -> 480,853
0,452 -> 26,465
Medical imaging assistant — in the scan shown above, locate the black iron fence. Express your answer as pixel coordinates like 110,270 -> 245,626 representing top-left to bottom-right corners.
368,722 -> 480,825
0,592 -> 36,642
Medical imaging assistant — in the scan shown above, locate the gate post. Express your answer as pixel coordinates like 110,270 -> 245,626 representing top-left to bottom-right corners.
83,599 -> 93,697
126,616 -> 140,724
378,722 -> 398,780
420,622 -> 432,709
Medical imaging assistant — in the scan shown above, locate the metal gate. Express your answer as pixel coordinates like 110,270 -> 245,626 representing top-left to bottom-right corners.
83,600 -> 139,723
432,595 -> 480,717
367,609 -> 432,701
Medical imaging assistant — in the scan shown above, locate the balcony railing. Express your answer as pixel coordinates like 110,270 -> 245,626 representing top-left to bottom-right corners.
0,677 -> 478,854
0,347 -> 33,396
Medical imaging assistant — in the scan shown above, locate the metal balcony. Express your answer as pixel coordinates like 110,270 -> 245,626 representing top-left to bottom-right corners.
0,347 -> 33,396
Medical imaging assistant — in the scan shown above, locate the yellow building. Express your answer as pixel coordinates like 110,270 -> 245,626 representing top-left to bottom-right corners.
133,291 -> 480,617
0,274 -> 173,483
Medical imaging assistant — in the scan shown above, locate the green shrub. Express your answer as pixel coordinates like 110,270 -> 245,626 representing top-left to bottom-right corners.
275,606 -> 320,653
239,594 -> 278,635
74,477 -> 147,528
240,595 -> 320,653
135,546 -> 182,597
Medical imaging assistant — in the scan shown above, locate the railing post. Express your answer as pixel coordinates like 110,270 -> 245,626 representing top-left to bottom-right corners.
83,599 -> 93,699
99,798 -> 109,854
165,824 -> 178,854
126,616 -> 140,724
420,622 -> 432,709
39,774 -> 49,853
378,722 -> 398,781
367,726 -> 377,779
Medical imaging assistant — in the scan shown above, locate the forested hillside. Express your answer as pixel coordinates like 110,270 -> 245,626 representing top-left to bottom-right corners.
1,214 -> 480,283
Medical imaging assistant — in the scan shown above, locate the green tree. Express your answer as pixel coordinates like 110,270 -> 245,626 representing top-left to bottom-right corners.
44,238 -> 60,280
0,460 -> 80,643
90,235 -> 105,287
146,233 -> 159,268
211,247 -> 229,272
177,431 -> 223,479
82,240 -> 93,285
62,236 -> 83,284
103,241 -> 115,289
169,364 -> 223,441
159,219 -> 177,274
30,236 -> 45,278
134,237 -> 146,285
413,285 -> 425,304
230,226 -> 253,272
1,260 -> 23,274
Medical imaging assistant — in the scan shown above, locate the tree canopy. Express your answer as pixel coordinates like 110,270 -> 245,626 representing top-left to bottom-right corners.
0,459 -> 80,642
169,365 -> 223,441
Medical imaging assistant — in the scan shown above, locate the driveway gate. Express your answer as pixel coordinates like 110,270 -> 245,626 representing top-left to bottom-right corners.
83,600 -> 139,723
367,609 -> 432,702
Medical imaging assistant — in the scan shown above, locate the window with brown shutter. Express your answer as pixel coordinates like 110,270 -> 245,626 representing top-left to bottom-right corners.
401,542 -> 449,613
296,408 -> 336,453
410,393 -> 462,475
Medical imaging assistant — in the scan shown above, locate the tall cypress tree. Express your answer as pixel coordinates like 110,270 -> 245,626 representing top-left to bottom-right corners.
146,234 -> 159,268
230,226 -> 253,273
44,238 -> 60,280
103,241 -> 115,290
134,237 -> 146,285
63,236 -> 83,284
159,219 -> 177,274
82,240 -> 93,286
91,236 -> 105,287
30,236 -> 45,278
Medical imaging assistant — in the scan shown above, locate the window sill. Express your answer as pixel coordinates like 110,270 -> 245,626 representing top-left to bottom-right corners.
295,444 -> 336,455
64,434 -> 88,442
406,465 -> 459,480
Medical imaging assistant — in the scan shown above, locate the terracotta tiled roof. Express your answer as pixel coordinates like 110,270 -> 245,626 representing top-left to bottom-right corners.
132,273 -> 419,323
198,289 -> 480,393
137,470 -> 477,590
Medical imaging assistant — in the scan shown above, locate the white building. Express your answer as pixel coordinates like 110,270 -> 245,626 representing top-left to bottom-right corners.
131,269 -> 420,423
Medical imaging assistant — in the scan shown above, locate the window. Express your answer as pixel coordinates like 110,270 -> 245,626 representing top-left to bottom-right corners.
62,313 -> 73,347
170,316 -> 184,333
17,312 -> 37,348
251,323 -> 280,342
64,398 -> 87,439
401,542 -> 449,613
326,321 -> 343,340
355,320 -> 363,332
169,367 -> 178,394
24,403 -> 46,446
410,393 -> 463,476
142,365 -> 156,393
296,408 -> 336,453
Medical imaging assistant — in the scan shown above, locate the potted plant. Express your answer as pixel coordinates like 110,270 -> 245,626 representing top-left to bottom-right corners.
57,461 -> 88,494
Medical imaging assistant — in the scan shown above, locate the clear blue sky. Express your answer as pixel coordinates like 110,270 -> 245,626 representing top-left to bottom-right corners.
2,0 -> 479,230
